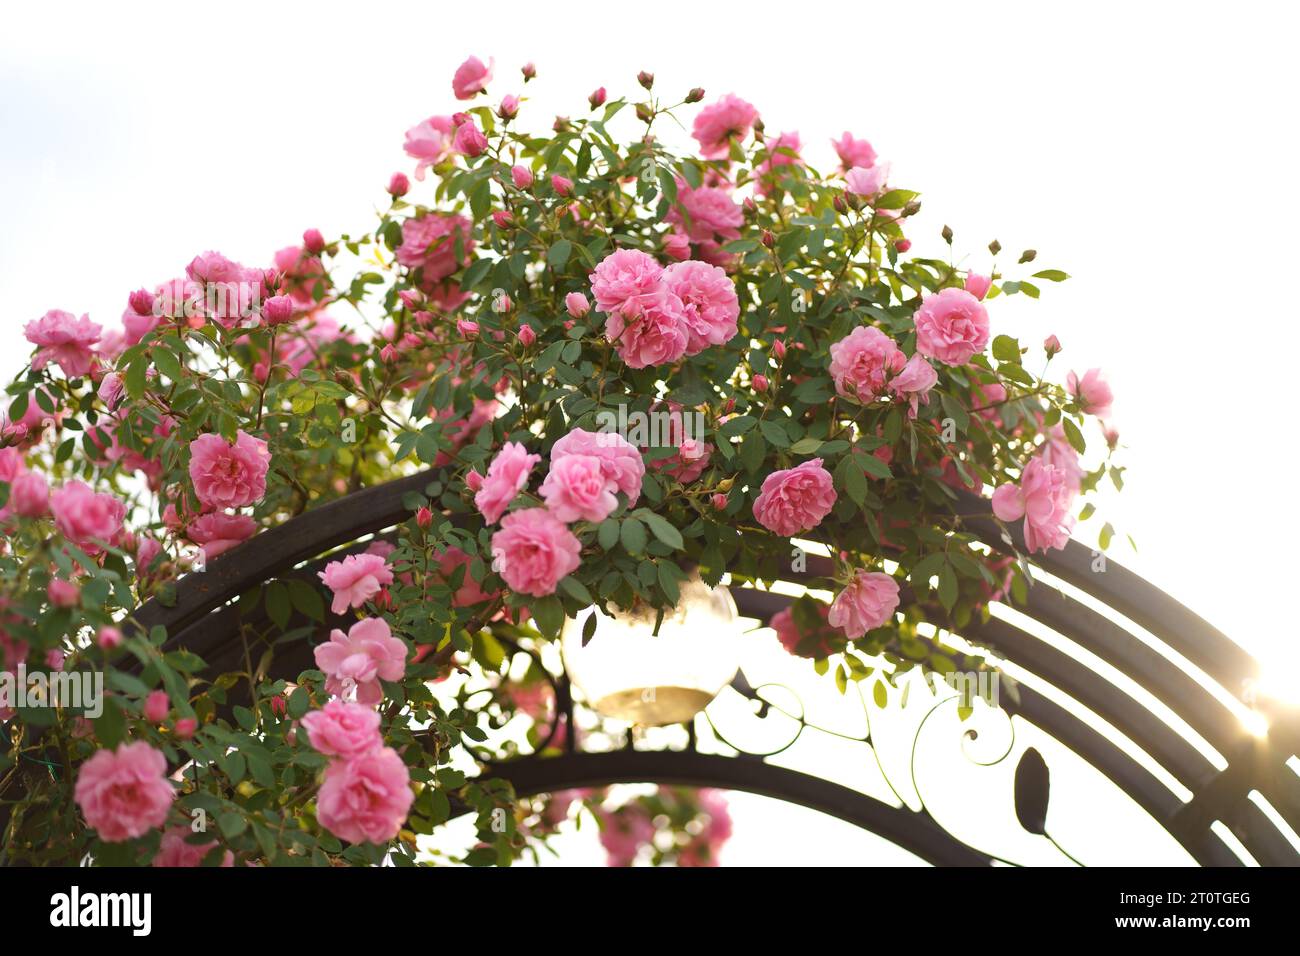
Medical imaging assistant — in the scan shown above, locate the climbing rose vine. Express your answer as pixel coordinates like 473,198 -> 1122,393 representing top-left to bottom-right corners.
0,55 -> 1120,866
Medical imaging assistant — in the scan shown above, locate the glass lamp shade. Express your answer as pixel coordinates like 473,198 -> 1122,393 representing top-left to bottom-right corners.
561,575 -> 741,726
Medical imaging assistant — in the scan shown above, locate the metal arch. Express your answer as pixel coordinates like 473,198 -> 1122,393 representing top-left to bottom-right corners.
105,465 -> 1300,867
469,749 -> 991,867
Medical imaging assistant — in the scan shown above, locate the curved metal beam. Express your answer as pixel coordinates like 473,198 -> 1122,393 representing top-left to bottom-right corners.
473,749 -> 991,867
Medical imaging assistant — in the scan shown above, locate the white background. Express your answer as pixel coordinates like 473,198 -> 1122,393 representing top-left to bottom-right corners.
3,0 -> 1297,864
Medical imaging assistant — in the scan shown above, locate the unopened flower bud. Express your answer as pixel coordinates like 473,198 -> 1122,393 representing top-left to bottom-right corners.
989,239 -> 1002,255
517,323 -> 536,346
388,172 -> 410,197
415,506 -> 433,529
753,374 -> 769,392
1044,334 -> 1062,357
635,103 -> 652,123
174,717 -> 198,740
262,294 -> 294,326
128,288 -> 156,316
716,477 -> 734,492
551,174 -> 573,196
144,690 -> 169,723
902,200 -> 922,217
457,318 -> 479,338
97,626 -> 124,651
1019,249 -> 1037,264
638,71 -> 655,90
465,469 -> 484,492
895,238 -> 912,253
832,195 -> 848,214
498,95 -> 520,120
773,339 -> 786,360
965,273 -> 992,300
492,210 -> 514,228
711,493 -> 728,511
941,224 -> 954,244
685,87 -> 705,103
521,62 -> 536,82
761,230 -> 775,248
511,165 -> 533,189
565,292 -> 590,318
303,228 -> 326,255
588,87 -> 606,110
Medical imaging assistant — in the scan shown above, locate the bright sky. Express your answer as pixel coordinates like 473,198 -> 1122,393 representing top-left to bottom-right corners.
3,0 -> 1296,865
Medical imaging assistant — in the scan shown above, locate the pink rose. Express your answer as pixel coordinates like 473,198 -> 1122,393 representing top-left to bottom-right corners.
396,213 -> 475,283
490,508 -> 582,597
828,570 -> 900,638
451,55 -> 494,100
318,552 -> 395,615
189,430 -> 271,510
314,617 -> 408,706
475,441 -> 541,524
589,248 -> 664,318
316,746 -> 414,845
640,403 -> 713,485
753,130 -> 803,195
540,454 -> 618,523
152,826 -> 233,867
1067,368 -> 1113,418
97,626 -> 123,651
50,480 -> 126,551
913,288 -> 991,366
844,164 -> 888,197
551,174 -> 573,195
664,232 -> 692,261
24,310 -> 102,378
10,470 -> 49,517
770,601 -> 840,659
301,700 -> 383,759
692,94 -> 759,159
832,131 -> 877,171
404,115 -> 457,180
752,459 -> 837,536
453,118 -> 487,156
550,428 -> 645,505
187,511 -> 257,561
890,354 -> 938,419
511,165 -> 534,189
73,742 -> 175,842
663,260 -> 739,354
828,325 -> 906,402
991,458 -> 1075,553
605,292 -> 690,369
666,181 -> 743,244
1037,423 -> 1085,492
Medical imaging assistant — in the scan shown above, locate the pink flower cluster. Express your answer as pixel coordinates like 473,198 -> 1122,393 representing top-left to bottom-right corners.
24,310 -> 102,378
304,700 -> 412,846
479,428 -> 647,597
588,249 -> 739,369
827,326 -> 937,417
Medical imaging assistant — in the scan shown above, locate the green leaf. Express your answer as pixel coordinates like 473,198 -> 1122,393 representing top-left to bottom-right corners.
638,511 -> 683,550
559,576 -> 594,606
1061,417 -> 1086,454
597,519 -> 620,551
153,347 -> 182,382
991,335 -> 1021,364
1032,269 -> 1069,282
872,680 -> 888,708
265,581 -> 292,631
619,517 -> 648,555
547,239 -> 572,270
531,595 -> 565,638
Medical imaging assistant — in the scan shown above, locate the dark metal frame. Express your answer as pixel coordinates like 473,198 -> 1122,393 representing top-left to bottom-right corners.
107,469 -> 1300,866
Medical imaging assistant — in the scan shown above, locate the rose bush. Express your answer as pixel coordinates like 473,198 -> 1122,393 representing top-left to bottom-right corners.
0,55 -> 1120,866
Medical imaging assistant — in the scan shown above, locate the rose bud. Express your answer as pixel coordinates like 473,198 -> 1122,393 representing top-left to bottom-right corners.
565,292 -> 590,318
589,87 -> 607,110
144,690 -> 170,723
711,493 -> 728,511
128,288 -> 156,316
457,318 -> 479,338
773,339 -> 787,361
511,165 -> 534,189
638,71 -> 655,90
379,343 -> 399,363
465,469 -> 485,492
761,230 -> 775,248
1044,334 -> 1062,357
753,374 -> 769,392
454,121 -> 487,157
303,228 -> 326,255
48,578 -> 79,607
46,649 -> 65,671
97,626 -> 124,651
492,210 -> 514,228
894,238 -> 912,253
551,174 -> 573,196
635,103 -> 652,123
664,232 -> 690,260
521,62 -> 536,81
494,294 -> 513,313
965,272 -> 992,300
415,506 -> 433,529
269,695 -> 287,718
174,717 -> 198,740
686,87 -> 705,103
498,94 -> 520,120
517,324 -> 536,346
388,172 -> 410,197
